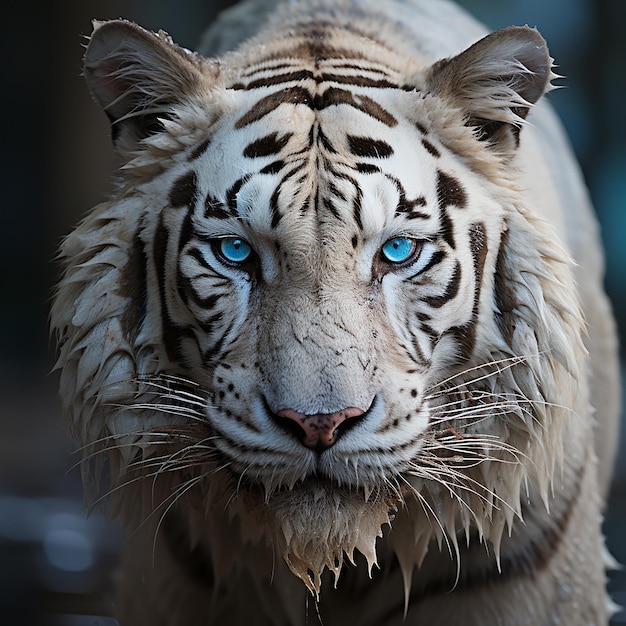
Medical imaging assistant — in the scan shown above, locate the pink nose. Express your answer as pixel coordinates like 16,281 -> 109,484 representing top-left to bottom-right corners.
275,407 -> 365,450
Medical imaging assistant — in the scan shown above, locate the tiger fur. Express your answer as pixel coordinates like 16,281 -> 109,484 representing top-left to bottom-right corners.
51,0 -> 620,624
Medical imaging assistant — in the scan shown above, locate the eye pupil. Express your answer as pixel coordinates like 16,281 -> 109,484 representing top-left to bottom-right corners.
381,237 -> 416,264
220,237 -> 252,263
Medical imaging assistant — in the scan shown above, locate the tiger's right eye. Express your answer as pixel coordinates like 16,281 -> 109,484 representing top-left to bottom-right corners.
216,237 -> 252,265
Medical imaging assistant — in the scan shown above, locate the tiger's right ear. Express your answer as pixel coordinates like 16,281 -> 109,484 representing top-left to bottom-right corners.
84,20 -> 208,153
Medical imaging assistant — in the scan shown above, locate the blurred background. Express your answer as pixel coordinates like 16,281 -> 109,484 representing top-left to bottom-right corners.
1,0 -> 624,624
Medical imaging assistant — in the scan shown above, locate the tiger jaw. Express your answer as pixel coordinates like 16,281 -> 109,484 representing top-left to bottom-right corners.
204,395 -> 408,594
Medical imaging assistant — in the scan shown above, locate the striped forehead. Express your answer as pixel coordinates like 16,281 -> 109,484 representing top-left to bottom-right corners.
186,87 -> 447,236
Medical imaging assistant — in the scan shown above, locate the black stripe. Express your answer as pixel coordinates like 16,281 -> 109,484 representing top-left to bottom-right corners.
407,250 -> 446,279
119,223 -> 148,343
202,317 -> 237,364
241,62 -> 295,78
493,230 -> 517,347
243,132 -> 292,158
204,194 -> 232,220
233,69 -> 314,90
269,185 -> 282,229
347,135 -> 394,158
260,160 -> 285,175
234,83 -> 399,132
169,171 -> 198,209
316,127 -> 338,154
447,223 -> 487,360
411,336 -> 429,364
197,310 -> 225,335
404,210 -> 429,221
319,73 -> 398,89
176,211 -> 207,309
186,247 -> 212,272
356,162 -> 380,174
154,215 -> 184,362
322,61 -> 392,74
421,138 -> 440,158
315,89 -> 398,127
352,185 -> 363,230
302,194 -> 313,215
322,197 -> 341,220
469,223 -> 488,311
235,87 -> 311,128
178,260 -> 222,310
424,261 -> 461,308
396,196 -> 428,220
189,137 -> 211,161
226,176 -> 251,215
328,181 -> 347,202
439,207 -> 455,249
269,166 -> 304,228
385,174 -> 428,220
437,170 -> 467,209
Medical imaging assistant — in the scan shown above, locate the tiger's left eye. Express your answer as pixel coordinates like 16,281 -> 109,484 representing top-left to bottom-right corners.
218,237 -> 252,264
380,237 -> 418,264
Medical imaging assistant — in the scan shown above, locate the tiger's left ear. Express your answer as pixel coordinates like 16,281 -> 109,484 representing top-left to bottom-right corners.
424,26 -> 554,152
84,20 -> 212,155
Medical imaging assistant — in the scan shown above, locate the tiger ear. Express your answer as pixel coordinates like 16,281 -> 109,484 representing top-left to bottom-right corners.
84,20 -> 206,153
424,26 -> 554,152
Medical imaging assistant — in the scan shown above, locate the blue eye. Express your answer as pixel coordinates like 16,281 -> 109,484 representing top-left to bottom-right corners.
219,237 -> 252,264
381,237 -> 417,264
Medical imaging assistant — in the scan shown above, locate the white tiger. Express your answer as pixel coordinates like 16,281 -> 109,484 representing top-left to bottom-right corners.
51,0 -> 620,624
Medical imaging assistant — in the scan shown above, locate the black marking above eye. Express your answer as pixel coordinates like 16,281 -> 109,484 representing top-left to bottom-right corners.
204,194 -> 232,220
347,135 -> 394,158
226,175 -> 252,215
260,160 -> 285,175
355,162 -> 380,174
243,132 -> 292,158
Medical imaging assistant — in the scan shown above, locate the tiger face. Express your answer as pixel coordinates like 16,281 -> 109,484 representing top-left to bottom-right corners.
53,13 -> 589,595
160,84 -> 507,493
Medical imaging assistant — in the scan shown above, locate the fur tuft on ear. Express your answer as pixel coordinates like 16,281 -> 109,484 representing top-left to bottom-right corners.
84,20 -> 207,154
425,26 -> 554,152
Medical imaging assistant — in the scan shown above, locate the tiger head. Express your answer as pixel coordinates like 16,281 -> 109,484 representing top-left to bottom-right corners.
52,16 -> 586,592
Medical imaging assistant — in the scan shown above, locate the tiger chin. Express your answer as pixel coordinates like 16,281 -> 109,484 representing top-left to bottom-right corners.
51,0 -> 620,624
